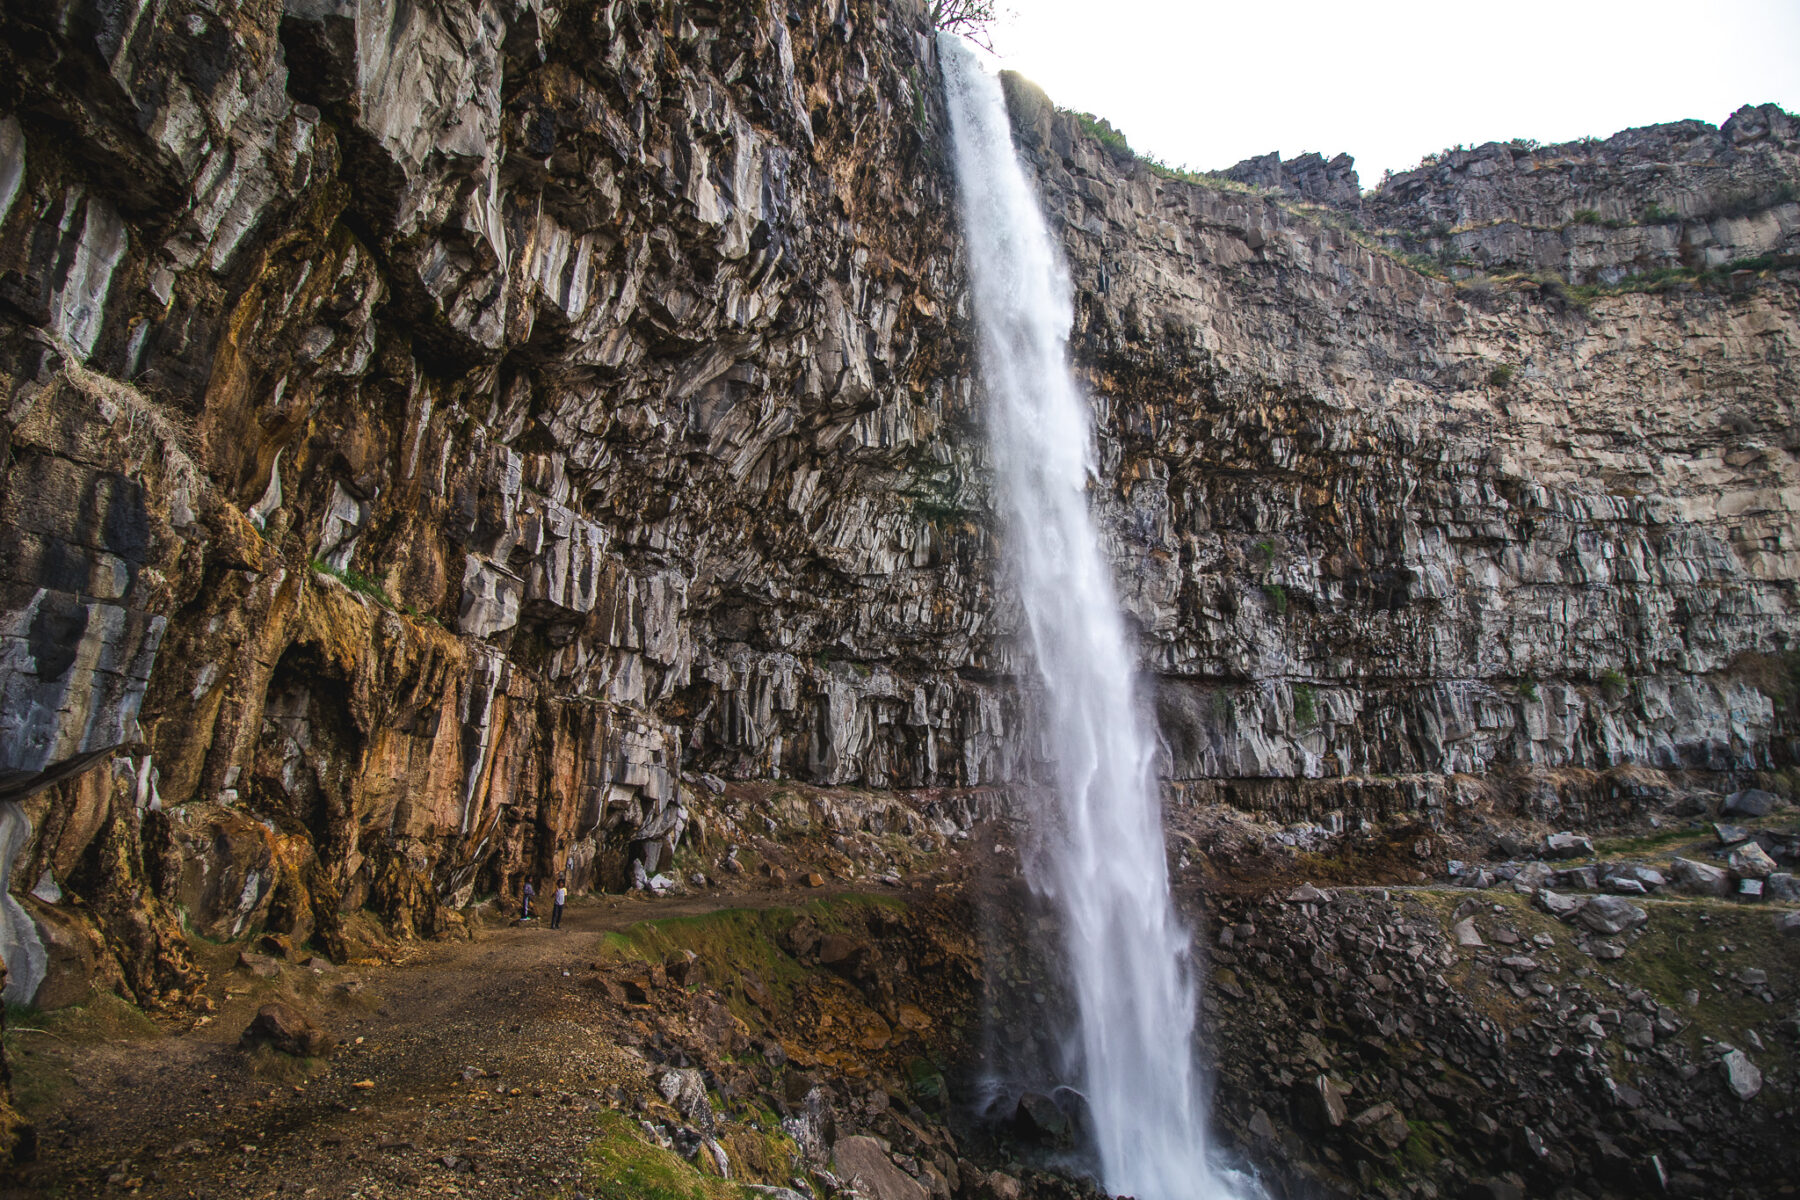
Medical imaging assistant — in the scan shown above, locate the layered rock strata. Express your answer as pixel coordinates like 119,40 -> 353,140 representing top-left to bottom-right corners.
1000,76 -> 1800,806
0,0 -> 1797,1029
0,0 -> 1002,1010
1361,105 -> 1800,284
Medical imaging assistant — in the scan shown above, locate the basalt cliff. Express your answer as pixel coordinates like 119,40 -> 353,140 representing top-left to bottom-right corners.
1,0 -> 1799,1197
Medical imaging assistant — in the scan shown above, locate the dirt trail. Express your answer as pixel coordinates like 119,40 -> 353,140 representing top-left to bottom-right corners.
6,886 -> 887,1200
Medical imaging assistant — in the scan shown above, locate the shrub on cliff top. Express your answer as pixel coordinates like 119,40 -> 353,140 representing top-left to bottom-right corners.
1072,111 -> 1131,157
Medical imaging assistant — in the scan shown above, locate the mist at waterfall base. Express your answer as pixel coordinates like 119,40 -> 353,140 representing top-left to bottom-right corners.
939,37 -> 1257,1200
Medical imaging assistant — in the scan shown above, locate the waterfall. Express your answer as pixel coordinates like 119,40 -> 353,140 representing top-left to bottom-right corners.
939,39 -> 1251,1200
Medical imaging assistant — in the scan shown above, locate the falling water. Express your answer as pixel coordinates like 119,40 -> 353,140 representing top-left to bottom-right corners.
940,39 -> 1250,1200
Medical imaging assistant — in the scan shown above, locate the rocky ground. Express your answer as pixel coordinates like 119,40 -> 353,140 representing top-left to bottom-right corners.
1,879 -> 984,1200
1187,786 -> 1800,1199
1,781 -> 1797,1200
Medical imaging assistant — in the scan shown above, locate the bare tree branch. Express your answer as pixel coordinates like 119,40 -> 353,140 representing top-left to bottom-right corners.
931,0 -> 1000,52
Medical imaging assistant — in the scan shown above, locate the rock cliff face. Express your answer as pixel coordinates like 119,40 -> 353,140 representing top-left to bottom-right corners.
1,0 -> 1798,1021
0,0 -> 1004,1011
1001,77 -> 1800,815
1361,107 -> 1800,285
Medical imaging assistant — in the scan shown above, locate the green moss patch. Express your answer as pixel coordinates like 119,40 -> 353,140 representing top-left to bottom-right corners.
596,898 -> 905,1024
1414,887 -> 1797,1062
576,1110 -> 752,1200
1590,824 -> 1707,860
1609,900 -> 1792,1048
6,993 -> 164,1117
1593,814 -> 1799,868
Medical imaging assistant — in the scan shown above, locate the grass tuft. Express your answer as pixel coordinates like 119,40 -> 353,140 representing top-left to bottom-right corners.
577,1110 -> 750,1200
1293,683 -> 1318,729
1599,668 -> 1631,701
310,559 -> 441,627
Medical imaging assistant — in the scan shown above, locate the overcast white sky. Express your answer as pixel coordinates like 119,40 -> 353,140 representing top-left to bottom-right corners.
971,0 -> 1800,186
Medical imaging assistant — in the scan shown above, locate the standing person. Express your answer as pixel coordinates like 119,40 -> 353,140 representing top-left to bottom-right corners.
520,878 -> 536,921
551,877 -> 567,929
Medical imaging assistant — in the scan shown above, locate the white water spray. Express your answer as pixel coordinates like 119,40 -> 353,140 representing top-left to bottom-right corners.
940,40 -> 1250,1200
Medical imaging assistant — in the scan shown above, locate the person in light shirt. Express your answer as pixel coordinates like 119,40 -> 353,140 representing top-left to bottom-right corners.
551,877 -> 567,929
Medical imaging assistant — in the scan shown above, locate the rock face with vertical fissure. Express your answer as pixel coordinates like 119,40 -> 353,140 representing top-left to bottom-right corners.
0,0 -> 1797,1033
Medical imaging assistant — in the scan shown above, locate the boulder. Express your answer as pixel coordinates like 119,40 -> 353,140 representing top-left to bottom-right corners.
618,961 -> 666,1003
1727,842 -> 1778,879
1453,918 -> 1485,948
986,1173 -> 1023,1200
1779,911 -> 1800,936
1722,788 -> 1778,817
1491,834 -> 1531,859
1765,872 -> 1800,902
1286,883 -> 1330,903
1011,1092 -> 1073,1145
1714,823 -> 1752,846
239,1003 -> 332,1058
1351,1102 -> 1411,1151
1720,1049 -> 1762,1100
1621,1012 -> 1654,1049
256,933 -> 297,961
817,933 -> 875,982
1577,895 -> 1648,935
1511,862 -> 1553,893
1537,890 -> 1582,919
1544,832 -> 1593,859
1294,1074 -> 1350,1130
832,1136 -> 928,1200
166,805 -> 283,942
1601,862 -> 1666,890
664,949 -> 704,986
1670,857 -> 1732,897
1557,866 -> 1598,891
24,900 -> 125,1010
235,951 -> 281,979
658,1068 -> 714,1129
